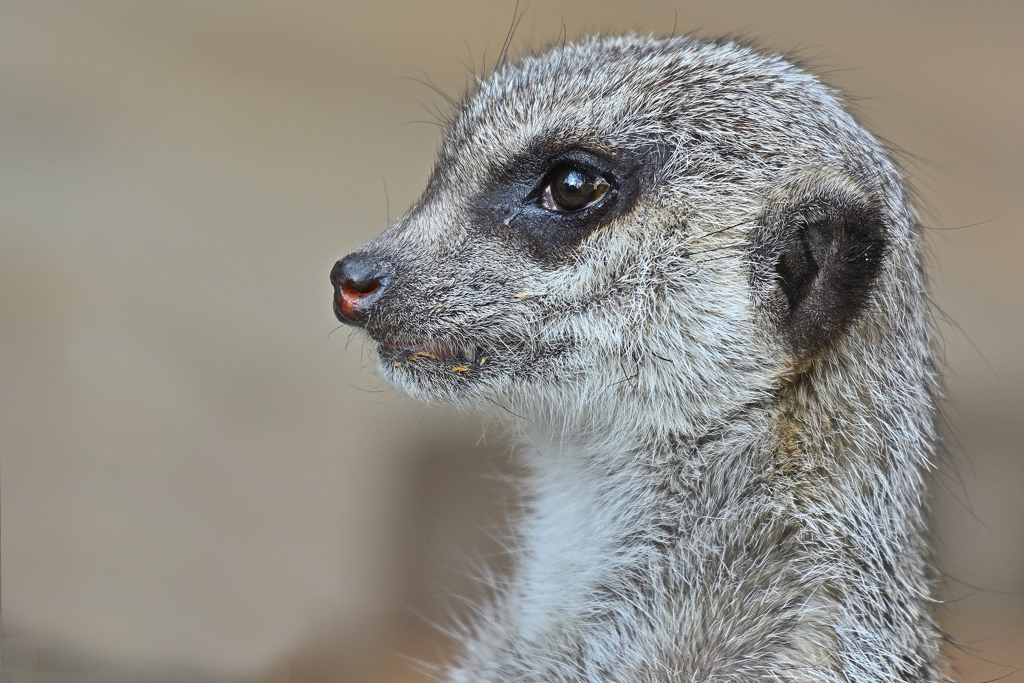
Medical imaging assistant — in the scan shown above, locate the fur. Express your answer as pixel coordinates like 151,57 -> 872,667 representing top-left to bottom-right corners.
333,35 -> 947,682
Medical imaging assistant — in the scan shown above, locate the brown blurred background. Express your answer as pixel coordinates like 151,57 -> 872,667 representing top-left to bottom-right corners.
0,2 -> 1021,682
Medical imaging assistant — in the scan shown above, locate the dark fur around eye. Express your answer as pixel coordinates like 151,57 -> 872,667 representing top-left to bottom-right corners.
471,140 -> 666,263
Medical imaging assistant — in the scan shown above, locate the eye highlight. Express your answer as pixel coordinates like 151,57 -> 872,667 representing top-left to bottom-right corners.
540,165 -> 610,213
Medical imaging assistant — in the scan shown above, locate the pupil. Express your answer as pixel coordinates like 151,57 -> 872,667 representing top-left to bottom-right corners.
563,170 -> 587,194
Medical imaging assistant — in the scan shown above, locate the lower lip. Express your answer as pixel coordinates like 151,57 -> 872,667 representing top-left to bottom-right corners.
381,341 -> 458,361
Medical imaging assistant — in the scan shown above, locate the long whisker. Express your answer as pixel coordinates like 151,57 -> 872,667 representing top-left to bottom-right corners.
687,243 -> 746,256
687,218 -> 754,241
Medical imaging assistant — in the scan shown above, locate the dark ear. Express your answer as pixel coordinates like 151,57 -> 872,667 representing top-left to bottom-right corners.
759,191 -> 886,354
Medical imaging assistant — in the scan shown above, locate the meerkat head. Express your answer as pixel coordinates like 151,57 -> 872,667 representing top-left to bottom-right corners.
332,35 -> 914,441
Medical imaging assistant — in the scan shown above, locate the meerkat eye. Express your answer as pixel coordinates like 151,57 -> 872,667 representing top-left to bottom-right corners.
540,165 -> 610,212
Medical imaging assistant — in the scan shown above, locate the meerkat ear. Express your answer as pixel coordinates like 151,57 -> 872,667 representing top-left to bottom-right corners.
762,190 -> 886,354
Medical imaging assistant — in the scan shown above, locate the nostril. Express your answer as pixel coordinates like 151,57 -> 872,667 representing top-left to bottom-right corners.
342,277 -> 380,297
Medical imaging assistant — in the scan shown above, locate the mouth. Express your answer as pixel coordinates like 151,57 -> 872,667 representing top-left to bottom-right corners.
378,339 -> 489,369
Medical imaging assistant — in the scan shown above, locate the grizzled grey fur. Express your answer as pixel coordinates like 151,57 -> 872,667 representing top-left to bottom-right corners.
332,35 -> 948,682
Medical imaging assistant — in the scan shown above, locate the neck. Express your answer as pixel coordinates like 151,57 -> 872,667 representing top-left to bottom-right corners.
450,358 -> 945,682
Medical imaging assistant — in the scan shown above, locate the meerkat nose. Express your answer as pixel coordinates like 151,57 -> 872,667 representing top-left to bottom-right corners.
330,252 -> 390,326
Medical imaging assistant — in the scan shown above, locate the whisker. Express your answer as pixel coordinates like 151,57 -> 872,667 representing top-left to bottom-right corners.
688,218 -> 754,241
687,243 -> 746,256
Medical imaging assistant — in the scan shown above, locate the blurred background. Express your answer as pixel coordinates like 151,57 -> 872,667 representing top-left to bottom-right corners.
0,2 -> 1021,681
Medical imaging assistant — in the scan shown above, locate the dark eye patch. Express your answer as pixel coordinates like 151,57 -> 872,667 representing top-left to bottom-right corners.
472,142 -> 655,262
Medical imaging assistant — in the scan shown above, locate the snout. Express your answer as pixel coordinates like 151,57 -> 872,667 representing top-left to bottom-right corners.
330,253 -> 392,326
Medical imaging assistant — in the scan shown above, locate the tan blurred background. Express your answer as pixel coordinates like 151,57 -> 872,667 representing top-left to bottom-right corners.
0,2 -> 1021,682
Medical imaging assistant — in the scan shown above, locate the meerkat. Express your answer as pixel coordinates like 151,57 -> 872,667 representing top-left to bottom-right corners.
331,34 -> 947,682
